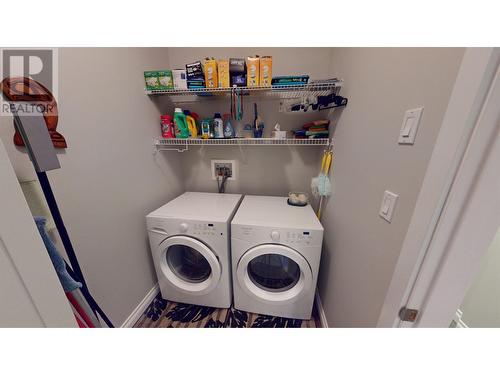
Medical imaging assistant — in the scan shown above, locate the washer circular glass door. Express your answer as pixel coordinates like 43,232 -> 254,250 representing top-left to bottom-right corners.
160,236 -> 221,295
236,244 -> 313,303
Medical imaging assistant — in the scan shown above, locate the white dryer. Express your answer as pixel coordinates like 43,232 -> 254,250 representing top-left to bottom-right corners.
147,192 -> 242,308
231,195 -> 323,320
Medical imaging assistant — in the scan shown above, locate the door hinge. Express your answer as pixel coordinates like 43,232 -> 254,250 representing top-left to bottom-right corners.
399,307 -> 419,322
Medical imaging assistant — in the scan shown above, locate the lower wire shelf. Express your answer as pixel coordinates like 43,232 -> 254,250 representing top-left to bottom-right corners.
154,137 -> 330,152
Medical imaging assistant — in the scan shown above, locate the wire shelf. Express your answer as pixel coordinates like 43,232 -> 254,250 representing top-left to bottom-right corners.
154,137 -> 329,152
146,81 -> 342,100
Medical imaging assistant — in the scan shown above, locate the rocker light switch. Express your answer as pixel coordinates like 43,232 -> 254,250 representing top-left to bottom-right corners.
379,191 -> 398,223
398,107 -> 423,145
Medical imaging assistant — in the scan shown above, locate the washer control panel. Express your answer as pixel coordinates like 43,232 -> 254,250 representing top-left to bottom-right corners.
192,222 -> 218,236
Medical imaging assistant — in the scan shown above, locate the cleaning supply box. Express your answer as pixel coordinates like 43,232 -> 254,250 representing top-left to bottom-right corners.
229,58 -> 246,87
246,56 -> 260,87
203,58 -> 218,88
217,59 -> 230,88
186,61 -> 205,89
172,69 -> 188,90
259,56 -> 272,87
144,70 -> 173,90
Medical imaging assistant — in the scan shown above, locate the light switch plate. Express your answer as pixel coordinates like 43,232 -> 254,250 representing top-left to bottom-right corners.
398,107 -> 423,145
379,190 -> 399,222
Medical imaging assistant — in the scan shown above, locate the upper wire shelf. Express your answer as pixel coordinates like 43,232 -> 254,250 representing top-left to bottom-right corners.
145,81 -> 343,100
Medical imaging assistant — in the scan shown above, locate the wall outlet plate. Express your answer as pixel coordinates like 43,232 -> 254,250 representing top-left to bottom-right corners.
211,159 -> 237,180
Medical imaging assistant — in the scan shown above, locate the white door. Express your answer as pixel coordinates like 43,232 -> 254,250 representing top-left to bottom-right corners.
236,244 -> 313,304
159,235 -> 222,295
393,53 -> 500,327
0,139 -> 76,327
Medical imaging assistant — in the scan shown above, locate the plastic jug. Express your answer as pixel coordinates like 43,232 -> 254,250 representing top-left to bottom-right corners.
173,108 -> 189,138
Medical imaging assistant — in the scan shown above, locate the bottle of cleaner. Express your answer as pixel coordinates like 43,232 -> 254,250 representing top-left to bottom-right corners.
173,108 -> 189,138
183,110 -> 198,138
160,114 -> 175,138
201,119 -> 211,139
223,113 -> 235,138
213,113 -> 224,138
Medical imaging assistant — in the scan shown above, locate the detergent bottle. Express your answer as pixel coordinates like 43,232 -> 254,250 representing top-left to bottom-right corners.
173,108 -> 189,138
213,113 -> 224,138
223,113 -> 235,138
183,110 -> 198,138
160,114 -> 175,138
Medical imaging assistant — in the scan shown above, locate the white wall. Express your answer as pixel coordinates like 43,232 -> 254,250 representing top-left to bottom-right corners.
0,48 -> 184,326
318,48 -> 465,327
459,228 -> 500,327
165,48 -> 333,195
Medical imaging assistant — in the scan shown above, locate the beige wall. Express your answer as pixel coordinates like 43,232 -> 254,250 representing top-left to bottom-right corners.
318,48 -> 465,327
0,48 -> 183,326
165,48 -> 333,195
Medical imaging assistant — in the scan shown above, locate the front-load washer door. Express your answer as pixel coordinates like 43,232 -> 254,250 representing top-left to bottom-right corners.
159,236 -> 222,295
236,244 -> 313,304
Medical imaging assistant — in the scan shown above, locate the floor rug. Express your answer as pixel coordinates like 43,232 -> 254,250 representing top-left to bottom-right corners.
133,293 -> 319,328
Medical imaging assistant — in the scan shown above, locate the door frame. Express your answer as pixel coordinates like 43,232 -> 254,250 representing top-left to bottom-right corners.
377,47 -> 500,327
0,138 -> 77,327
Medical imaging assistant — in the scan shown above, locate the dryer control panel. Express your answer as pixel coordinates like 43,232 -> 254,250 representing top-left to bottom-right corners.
232,225 -> 323,247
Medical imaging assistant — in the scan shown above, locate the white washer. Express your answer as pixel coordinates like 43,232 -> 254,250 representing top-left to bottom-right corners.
147,192 -> 242,308
231,195 -> 324,320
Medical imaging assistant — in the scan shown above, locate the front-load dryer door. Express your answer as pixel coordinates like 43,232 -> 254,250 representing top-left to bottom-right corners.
159,236 -> 222,295
236,244 -> 313,304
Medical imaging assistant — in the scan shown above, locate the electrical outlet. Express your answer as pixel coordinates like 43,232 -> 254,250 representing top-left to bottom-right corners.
211,160 -> 237,180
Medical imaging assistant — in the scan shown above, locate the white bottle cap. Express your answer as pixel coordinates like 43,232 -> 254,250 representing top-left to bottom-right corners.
174,108 -> 182,113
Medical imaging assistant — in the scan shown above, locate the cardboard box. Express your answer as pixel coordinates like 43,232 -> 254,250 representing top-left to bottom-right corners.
203,58 -> 218,88
229,58 -> 246,87
246,56 -> 260,87
144,70 -> 173,90
259,56 -> 272,87
186,61 -> 204,80
217,59 -> 230,88
172,69 -> 187,90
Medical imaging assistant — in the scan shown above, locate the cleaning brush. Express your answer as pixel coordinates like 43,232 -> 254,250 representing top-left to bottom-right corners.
311,149 -> 333,219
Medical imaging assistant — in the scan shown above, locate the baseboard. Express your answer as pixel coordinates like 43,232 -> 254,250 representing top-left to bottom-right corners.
315,289 -> 329,328
121,284 -> 159,328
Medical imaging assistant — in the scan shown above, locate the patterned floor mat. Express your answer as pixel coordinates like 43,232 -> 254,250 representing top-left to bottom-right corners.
133,293 -> 318,328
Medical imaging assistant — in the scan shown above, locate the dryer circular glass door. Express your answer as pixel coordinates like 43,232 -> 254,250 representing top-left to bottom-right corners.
160,236 -> 221,295
236,244 -> 313,304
